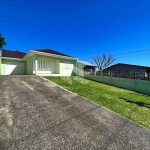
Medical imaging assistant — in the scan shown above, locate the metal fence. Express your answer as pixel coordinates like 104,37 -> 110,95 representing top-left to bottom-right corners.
95,71 -> 150,80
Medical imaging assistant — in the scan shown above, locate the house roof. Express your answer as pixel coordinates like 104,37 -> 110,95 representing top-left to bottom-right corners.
33,49 -> 74,58
0,49 -> 76,60
1,49 -> 26,59
107,63 -> 150,69
78,61 -> 97,67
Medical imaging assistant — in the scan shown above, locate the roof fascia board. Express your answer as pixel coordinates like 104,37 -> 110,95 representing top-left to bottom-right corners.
1,57 -> 24,61
23,50 -> 77,60
22,51 -> 33,60
109,63 -> 150,68
78,61 -> 97,67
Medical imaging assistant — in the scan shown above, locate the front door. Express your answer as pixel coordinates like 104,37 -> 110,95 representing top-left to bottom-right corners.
50,61 -> 55,73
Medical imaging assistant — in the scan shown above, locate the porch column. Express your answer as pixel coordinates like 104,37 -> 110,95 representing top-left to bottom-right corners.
35,59 -> 37,75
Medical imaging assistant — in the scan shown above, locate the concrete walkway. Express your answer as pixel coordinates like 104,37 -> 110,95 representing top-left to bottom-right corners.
0,75 -> 150,150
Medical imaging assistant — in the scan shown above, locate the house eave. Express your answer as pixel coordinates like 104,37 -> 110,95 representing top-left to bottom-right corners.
1,57 -> 24,61
107,63 -> 150,69
22,51 -> 33,60
23,50 -> 78,60
78,61 -> 97,67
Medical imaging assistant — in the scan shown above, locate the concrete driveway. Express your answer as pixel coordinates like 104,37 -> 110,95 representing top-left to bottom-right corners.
0,75 -> 150,150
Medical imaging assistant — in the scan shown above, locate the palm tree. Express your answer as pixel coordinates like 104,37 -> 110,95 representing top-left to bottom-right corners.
0,34 -> 7,48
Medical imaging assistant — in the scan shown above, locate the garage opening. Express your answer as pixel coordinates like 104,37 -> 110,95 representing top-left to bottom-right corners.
5,62 -> 24,75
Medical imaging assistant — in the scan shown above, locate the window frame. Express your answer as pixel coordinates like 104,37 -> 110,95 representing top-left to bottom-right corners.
38,60 -> 47,68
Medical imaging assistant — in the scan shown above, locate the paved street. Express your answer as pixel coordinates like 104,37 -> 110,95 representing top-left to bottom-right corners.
0,75 -> 150,150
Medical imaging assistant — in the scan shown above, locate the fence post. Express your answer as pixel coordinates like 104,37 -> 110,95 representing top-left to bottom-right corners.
110,71 -> 112,77
134,72 -> 136,79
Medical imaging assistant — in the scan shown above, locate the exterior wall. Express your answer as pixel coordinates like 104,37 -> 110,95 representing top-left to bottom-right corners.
0,58 -> 26,75
34,54 -> 77,76
26,56 -> 34,75
85,74 -> 150,96
0,57 -> 1,75
107,64 -> 146,75
1,59 -> 5,75
77,62 -> 84,76
0,54 -> 77,76
59,59 -> 77,76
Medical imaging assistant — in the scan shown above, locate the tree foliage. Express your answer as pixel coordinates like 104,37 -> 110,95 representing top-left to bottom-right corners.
0,34 -> 7,48
93,54 -> 116,74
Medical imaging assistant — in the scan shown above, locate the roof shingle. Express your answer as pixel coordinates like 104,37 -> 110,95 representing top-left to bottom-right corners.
1,49 -> 26,59
0,48 -> 74,59
33,49 -> 74,58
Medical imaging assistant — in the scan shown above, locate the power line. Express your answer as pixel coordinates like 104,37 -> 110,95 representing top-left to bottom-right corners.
116,52 -> 150,59
78,48 -> 150,59
114,49 -> 150,56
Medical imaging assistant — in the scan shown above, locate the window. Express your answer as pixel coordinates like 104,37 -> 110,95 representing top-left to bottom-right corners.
38,60 -> 47,68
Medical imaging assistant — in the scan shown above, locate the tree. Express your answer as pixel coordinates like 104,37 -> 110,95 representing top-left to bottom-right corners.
93,54 -> 116,75
0,34 -> 7,48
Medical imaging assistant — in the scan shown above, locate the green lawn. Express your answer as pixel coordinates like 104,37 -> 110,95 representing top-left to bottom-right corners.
45,76 -> 150,129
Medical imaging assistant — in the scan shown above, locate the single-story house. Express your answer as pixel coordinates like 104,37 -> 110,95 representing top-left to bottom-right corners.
106,63 -> 150,76
0,49 -> 96,76
0,49 -> 78,76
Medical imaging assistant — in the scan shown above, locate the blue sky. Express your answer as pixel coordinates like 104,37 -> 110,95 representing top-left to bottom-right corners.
1,0 -> 150,66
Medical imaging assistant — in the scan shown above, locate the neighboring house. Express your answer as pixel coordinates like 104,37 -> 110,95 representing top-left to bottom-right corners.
0,49 -> 78,76
106,63 -> 150,76
77,61 -> 97,76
